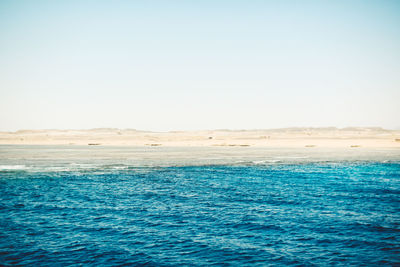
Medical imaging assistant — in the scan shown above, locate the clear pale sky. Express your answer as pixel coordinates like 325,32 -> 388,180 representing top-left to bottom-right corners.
1,0 -> 399,131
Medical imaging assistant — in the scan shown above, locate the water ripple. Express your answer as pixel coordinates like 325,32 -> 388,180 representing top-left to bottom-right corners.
0,163 -> 399,265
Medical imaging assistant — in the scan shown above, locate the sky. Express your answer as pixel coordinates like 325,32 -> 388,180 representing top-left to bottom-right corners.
0,0 -> 399,131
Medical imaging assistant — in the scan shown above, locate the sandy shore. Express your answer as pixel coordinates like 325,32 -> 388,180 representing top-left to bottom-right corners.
0,127 -> 399,148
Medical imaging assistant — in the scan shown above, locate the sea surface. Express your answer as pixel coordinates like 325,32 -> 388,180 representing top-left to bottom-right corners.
0,145 -> 399,266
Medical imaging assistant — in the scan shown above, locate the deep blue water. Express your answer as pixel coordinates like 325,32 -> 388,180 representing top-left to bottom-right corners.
1,162 -> 399,266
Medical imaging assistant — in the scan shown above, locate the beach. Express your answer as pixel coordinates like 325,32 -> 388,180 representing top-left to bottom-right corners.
0,127 -> 399,148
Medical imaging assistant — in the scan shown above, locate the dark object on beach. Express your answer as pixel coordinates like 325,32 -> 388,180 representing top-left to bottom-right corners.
88,143 -> 101,146
395,139 -> 400,142
208,137 -> 213,139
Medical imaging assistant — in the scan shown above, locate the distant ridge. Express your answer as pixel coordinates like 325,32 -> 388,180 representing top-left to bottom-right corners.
3,127 -> 395,134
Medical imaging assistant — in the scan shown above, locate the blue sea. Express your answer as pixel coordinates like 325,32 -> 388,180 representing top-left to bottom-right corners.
0,146 -> 399,266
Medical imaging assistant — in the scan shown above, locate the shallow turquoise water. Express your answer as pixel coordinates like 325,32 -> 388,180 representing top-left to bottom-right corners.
0,146 -> 399,265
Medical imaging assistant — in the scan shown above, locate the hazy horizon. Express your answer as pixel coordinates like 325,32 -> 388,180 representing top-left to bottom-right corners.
1,1 -> 399,131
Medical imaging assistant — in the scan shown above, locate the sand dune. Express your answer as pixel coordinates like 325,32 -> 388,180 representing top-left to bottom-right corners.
0,127 -> 399,148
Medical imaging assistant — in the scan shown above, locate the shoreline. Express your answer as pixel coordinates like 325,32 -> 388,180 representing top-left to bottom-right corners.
0,127 -> 399,148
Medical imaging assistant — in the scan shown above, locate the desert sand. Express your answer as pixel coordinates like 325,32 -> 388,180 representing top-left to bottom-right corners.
0,127 -> 399,148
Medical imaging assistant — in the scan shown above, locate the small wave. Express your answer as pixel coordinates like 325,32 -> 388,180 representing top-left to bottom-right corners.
111,166 -> 129,170
0,165 -> 29,171
69,163 -> 99,169
252,160 -> 281,164
101,164 -> 130,170
0,163 -> 132,173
